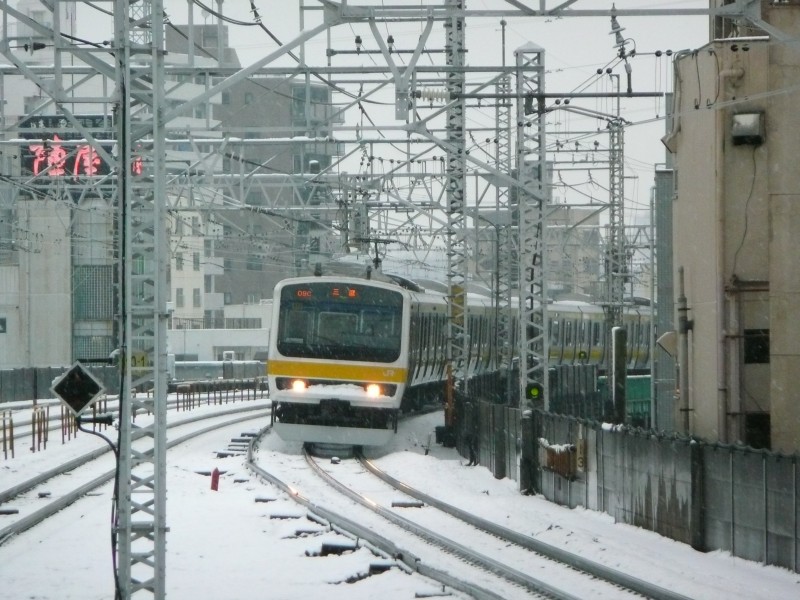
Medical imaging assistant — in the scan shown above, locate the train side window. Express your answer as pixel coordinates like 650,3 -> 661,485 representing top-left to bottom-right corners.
410,313 -> 419,358
592,322 -> 601,346
423,314 -> 431,362
435,315 -> 444,370
550,319 -> 560,344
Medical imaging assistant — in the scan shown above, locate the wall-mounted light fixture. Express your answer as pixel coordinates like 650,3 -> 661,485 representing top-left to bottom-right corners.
731,112 -> 765,146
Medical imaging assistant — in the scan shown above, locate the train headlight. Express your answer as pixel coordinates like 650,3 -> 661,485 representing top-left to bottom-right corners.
291,379 -> 307,392
366,384 -> 382,397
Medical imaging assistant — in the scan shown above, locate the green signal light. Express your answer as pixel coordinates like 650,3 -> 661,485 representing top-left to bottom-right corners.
526,382 -> 543,399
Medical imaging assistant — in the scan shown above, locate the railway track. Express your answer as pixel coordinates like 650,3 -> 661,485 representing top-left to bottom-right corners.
4,406 -> 792,600
248,431 -> 506,600
0,403 -> 269,545
250,426 -> 669,600
354,452 -> 696,600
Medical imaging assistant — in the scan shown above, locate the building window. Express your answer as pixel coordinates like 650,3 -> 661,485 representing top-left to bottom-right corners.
744,413 -> 770,450
224,258 -> 232,272
246,254 -> 262,271
246,293 -> 260,304
244,92 -> 254,105
204,275 -> 212,293
193,288 -> 201,308
193,252 -> 200,271
175,252 -> 183,271
223,292 -> 232,305
191,216 -> 200,234
203,29 -> 218,49
743,329 -> 770,364
246,190 -> 265,206
204,239 -> 212,257
175,288 -> 184,308
175,218 -> 183,235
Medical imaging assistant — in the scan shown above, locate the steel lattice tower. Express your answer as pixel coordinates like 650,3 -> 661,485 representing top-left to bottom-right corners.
494,68 -> 515,400
114,0 -> 168,597
444,0 -> 468,406
605,118 -> 626,374
515,43 -> 549,409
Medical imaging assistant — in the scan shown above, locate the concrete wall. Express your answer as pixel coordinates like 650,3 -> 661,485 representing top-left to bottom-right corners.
671,44 -> 725,442
167,327 -> 269,362
672,5 -> 800,452
764,6 -> 800,453
10,201 -> 73,368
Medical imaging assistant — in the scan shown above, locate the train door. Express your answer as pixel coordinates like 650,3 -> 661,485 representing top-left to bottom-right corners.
549,314 -> 564,364
592,319 -> 604,366
409,309 -> 421,382
419,312 -> 430,382
577,317 -> 590,363
634,317 -> 650,371
627,315 -> 639,369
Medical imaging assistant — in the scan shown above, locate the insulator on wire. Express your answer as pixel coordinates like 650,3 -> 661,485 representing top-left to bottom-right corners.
417,88 -> 450,102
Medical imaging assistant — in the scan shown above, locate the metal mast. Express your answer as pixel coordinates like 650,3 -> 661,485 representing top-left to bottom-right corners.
445,0 -> 468,414
605,116 -> 626,375
495,21 -> 515,400
515,43 -> 549,409
114,0 -> 168,597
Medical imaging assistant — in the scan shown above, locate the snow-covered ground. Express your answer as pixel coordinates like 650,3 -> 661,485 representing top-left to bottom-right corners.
1,406 -> 798,599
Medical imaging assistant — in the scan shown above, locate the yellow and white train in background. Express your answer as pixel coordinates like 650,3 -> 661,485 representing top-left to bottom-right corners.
266,274 -> 652,446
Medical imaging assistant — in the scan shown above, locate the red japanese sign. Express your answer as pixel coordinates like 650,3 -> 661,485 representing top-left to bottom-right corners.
19,114 -> 143,178
28,135 -> 103,177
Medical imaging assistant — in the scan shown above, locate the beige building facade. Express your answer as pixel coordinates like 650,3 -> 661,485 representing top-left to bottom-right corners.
668,4 -> 800,452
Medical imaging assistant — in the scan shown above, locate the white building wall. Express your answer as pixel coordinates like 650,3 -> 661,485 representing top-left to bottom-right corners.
763,8 -> 800,453
167,303 -> 272,361
672,6 -> 800,452
0,266 -> 21,366
17,200 -> 72,367
167,328 -> 269,362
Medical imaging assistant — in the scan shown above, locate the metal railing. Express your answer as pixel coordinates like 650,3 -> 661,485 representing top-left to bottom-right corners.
1,380 -> 267,462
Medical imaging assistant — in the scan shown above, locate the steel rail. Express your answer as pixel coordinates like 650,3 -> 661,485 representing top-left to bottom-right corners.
358,453 -> 694,600
0,403 -> 267,504
0,409 -> 267,545
304,450 -> 577,600
246,436 -> 510,600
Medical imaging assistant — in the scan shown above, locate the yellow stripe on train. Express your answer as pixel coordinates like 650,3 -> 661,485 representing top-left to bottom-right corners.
268,360 -> 408,383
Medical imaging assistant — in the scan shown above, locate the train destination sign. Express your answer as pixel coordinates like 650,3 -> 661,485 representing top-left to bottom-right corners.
51,362 -> 106,417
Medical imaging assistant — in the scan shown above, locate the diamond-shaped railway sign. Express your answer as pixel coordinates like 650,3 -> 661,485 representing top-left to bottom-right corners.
51,362 -> 106,417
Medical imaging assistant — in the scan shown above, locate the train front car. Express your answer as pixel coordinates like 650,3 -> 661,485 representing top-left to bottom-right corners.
267,276 -> 409,447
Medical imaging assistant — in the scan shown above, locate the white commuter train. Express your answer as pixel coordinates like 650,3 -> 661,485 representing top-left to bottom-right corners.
266,274 -> 652,447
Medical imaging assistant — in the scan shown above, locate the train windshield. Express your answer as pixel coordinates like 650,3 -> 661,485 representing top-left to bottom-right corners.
276,282 -> 404,363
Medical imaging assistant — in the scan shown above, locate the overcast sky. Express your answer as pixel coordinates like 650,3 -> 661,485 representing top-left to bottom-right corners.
60,1 -> 712,217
